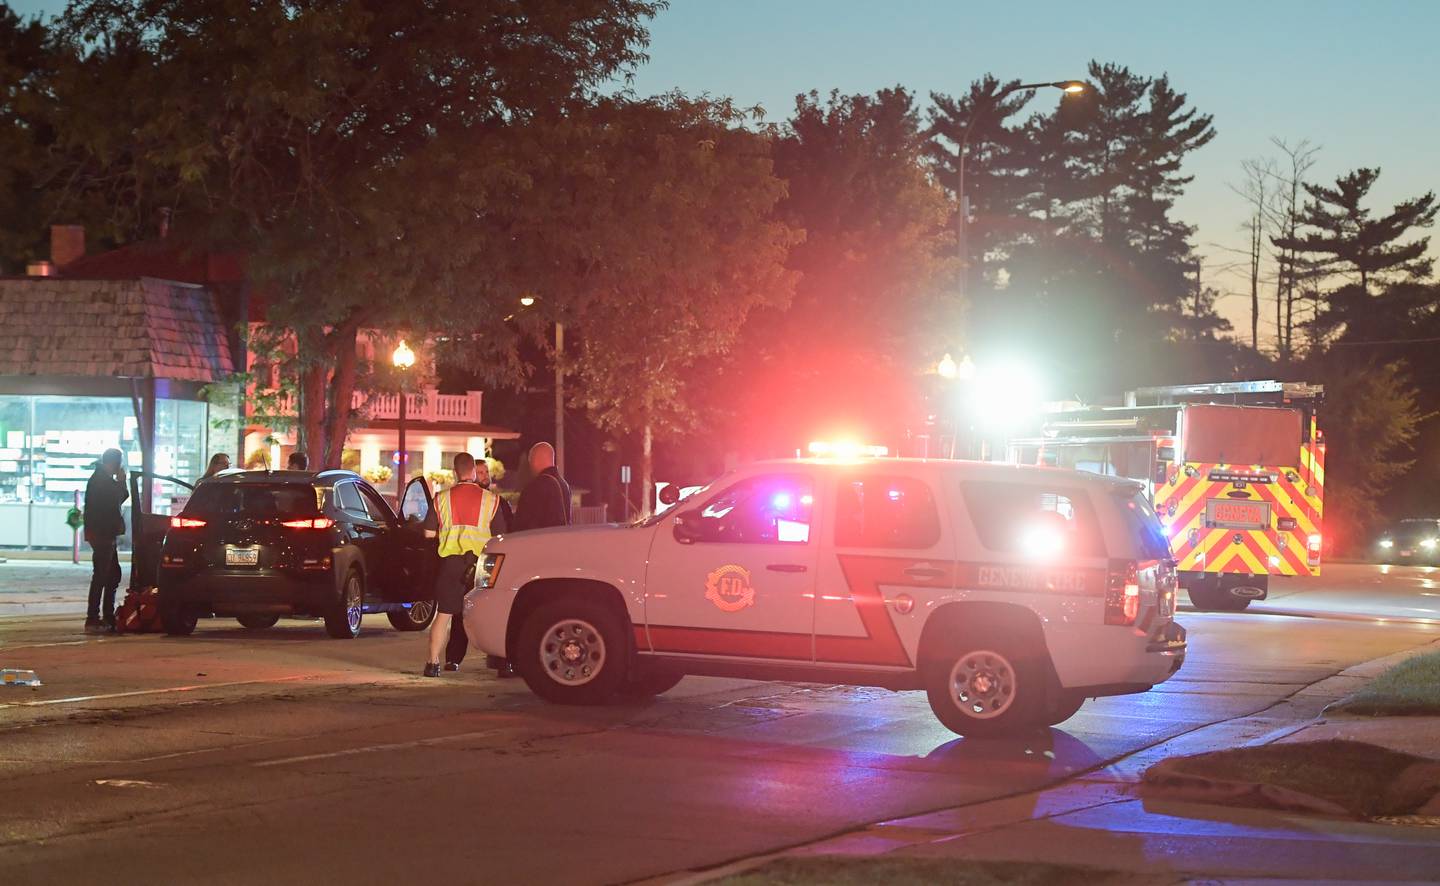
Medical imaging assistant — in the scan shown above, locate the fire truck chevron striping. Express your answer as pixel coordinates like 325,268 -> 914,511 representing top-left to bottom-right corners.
1008,380 -> 1325,612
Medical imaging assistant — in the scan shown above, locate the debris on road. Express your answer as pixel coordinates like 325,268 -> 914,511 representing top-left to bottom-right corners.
1,668 -> 42,687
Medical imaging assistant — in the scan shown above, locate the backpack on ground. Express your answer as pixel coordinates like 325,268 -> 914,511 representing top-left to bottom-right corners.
115,586 -> 164,634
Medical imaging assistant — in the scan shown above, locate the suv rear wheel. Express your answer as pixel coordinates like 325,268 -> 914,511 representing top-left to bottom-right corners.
387,600 -> 436,632
236,614 -> 279,630
324,568 -> 365,639
515,596 -> 629,705
924,631 -> 1047,737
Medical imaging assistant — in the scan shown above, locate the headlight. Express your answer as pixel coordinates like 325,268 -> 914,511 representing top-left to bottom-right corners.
1423,539 -> 1438,550
1379,539 -> 1394,549
477,553 -> 505,589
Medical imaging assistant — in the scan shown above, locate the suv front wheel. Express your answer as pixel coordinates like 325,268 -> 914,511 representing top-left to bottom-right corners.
515,596 -> 629,705
924,632 -> 1047,737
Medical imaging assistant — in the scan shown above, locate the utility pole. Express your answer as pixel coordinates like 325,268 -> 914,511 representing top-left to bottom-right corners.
554,322 -> 565,476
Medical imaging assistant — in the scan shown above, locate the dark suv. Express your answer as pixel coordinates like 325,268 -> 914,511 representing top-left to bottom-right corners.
158,470 -> 438,638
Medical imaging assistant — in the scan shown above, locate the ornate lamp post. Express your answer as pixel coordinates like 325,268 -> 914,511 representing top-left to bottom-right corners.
392,339 -> 416,494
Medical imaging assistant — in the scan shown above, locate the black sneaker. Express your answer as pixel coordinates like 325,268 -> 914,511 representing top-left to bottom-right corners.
444,662 -> 460,672
84,619 -> 104,634
422,662 -> 441,678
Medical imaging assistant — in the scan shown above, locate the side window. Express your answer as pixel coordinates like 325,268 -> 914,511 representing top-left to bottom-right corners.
334,482 -> 368,519
358,483 -> 396,526
401,477 -> 431,523
690,474 -> 813,545
835,475 -> 941,549
961,481 -> 1105,558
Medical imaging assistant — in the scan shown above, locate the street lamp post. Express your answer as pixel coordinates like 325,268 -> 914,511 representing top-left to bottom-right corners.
956,80 -> 1085,303
518,295 -> 564,476
392,339 -> 415,496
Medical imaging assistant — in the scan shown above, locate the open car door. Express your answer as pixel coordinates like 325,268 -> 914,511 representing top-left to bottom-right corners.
127,471 -> 195,591
396,476 -> 440,600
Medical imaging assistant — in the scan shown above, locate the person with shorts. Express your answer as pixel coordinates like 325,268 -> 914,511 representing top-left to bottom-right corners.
423,452 -> 503,677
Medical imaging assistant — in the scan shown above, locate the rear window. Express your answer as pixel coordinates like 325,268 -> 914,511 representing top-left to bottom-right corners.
960,481 -> 1105,558
1117,488 -> 1172,560
184,483 -> 320,518
835,475 -> 941,549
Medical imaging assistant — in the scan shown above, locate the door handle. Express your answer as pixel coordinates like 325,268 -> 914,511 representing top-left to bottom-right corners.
767,564 -> 808,573
903,565 -> 946,580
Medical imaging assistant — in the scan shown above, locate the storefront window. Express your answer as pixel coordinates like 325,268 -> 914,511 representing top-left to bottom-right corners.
0,394 -> 210,549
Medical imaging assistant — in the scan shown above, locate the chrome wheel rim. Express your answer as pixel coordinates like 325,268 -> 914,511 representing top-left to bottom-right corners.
539,618 -> 606,686
949,650 -> 1017,720
344,574 -> 363,633
407,600 -> 435,625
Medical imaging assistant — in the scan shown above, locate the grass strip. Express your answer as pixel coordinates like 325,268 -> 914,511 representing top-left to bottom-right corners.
1329,650 -> 1440,716
1149,739 -> 1431,817
713,857 -> 1155,886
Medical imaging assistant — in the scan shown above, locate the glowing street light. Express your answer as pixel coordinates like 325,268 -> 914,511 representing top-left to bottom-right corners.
392,339 -> 415,494
937,353 -> 959,380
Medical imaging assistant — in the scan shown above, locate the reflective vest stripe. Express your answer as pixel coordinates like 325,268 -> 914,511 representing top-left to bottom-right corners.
436,483 -> 500,558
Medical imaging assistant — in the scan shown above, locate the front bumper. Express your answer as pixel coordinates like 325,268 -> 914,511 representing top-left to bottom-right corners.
461,586 -> 513,658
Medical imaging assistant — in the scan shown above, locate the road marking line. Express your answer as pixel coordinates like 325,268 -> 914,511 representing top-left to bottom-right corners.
253,728 -> 508,768
94,779 -> 164,789
0,674 -> 314,708
0,639 -> 91,652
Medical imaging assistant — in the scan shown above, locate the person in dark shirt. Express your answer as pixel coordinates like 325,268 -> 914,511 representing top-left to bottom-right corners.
83,448 -> 129,633
286,451 -> 309,471
514,442 -> 571,531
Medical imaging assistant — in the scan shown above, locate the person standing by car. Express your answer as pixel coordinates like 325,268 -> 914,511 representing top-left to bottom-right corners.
514,442 -> 571,531
200,452 -> 230,480
424,452 -> 504,677
83,448 -> 129,633
443,457 -> 514,671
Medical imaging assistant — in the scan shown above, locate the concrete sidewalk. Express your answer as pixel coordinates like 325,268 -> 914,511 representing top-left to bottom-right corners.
0,561 -> 96,617
672,639 -> 1440,885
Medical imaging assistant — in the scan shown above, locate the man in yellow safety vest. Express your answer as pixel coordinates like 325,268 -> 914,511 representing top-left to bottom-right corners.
424,452 -> 505,677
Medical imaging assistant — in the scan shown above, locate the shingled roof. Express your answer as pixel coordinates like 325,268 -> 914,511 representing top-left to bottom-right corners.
0,277 -> 235,383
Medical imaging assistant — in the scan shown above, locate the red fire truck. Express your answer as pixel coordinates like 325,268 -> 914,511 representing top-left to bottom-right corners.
1008,381 -> 1325,612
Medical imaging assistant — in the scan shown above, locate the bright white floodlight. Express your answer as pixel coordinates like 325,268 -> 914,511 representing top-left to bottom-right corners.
970,357 -> 1044,429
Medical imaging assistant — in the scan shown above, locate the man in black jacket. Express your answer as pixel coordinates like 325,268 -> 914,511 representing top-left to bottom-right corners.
514,442 -> 571,531
84,448 -> 129,633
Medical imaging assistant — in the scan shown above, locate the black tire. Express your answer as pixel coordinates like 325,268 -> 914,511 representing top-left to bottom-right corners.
514,596 -> 630,705
618,664 -> 684,701
923,630 -> 1048,738
387,600 -> 437,632
1045,691 -> 1086,726
159,585 -> 197,636
324,568 -> 365,639
236,614 -> 280,630
1188,577 -> 1255,612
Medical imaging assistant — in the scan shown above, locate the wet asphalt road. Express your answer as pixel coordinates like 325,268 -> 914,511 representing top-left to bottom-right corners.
0,563 -> 1437,884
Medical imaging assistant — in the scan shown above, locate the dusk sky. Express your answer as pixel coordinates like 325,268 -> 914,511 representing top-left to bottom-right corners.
12,0 -> 1438,341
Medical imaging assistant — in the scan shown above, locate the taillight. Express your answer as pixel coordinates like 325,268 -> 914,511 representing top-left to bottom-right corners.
1307,533 -> 1322,564
170,517 -> 206,529
281,517 -> 334,530
1106,560 -> 1141,626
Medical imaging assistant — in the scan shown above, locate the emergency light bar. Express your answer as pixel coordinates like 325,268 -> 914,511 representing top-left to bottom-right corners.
808,441 -> 889,458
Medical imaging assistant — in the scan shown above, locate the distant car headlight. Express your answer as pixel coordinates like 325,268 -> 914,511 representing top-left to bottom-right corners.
1379,539 -> 1394,549
477,553 -> 505,589
1423,539 -> 1438,550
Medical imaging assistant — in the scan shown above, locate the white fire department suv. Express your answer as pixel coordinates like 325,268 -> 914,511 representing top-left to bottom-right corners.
463,459 -> 1186,737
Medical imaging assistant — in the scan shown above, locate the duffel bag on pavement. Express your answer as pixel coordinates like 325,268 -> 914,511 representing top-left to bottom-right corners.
115,586 -> 164,634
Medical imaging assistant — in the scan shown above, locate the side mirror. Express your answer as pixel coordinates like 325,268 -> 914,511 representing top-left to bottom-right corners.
672,513 -> 700,545
658,484 -> 681,506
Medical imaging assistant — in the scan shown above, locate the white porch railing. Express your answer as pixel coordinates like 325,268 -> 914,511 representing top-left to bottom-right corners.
255,388 -> 483,424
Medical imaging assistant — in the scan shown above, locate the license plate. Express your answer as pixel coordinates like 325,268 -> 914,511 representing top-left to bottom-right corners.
1206,499 -> 1270,530
1400,549 -> 1414,558
225,547 -> 259,567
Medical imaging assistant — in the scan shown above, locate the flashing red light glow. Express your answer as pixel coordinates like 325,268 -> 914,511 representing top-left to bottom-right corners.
281,517 -> 335,530
808,440 -> 888,458
170,517 -> 206,529
1106,560 -> 1142,626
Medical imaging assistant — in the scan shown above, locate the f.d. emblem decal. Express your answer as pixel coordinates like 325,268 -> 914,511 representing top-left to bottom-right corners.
705,564 -> 755,612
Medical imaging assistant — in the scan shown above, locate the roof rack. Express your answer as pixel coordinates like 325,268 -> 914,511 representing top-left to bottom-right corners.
1125,380 -> 1323,407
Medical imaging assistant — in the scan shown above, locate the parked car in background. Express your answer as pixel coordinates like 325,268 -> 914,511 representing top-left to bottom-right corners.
464,458 -> 1186,737
157,470 -> 439,637
1374,518 -> 1440,565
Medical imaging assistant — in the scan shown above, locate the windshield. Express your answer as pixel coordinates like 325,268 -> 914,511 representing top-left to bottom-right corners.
636,474 -> 726,527
1386,521 -> 1440,542
184,483 -> 320,519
